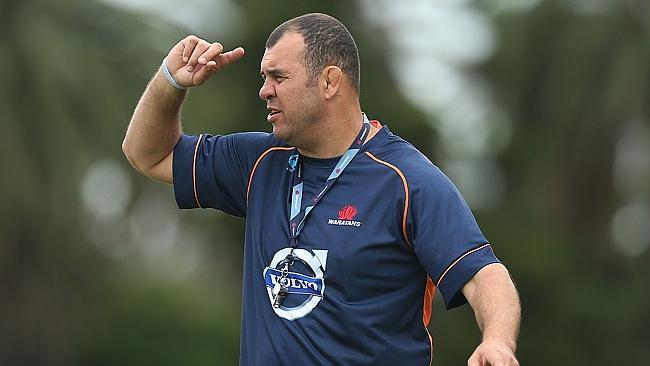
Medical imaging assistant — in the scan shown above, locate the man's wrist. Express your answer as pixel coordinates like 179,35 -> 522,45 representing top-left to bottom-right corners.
481,336 -> 517,352
147,69 -> 188,112
161,58 -> 188,91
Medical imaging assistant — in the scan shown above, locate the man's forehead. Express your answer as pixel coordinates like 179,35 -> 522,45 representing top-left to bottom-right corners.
261,32 -> 304,68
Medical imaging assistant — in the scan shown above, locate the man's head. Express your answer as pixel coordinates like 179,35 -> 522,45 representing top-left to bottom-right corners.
266,13 -> 360,94
259,13 -> 361,149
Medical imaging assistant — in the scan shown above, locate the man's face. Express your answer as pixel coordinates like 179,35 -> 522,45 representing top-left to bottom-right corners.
259,32 -> 322,146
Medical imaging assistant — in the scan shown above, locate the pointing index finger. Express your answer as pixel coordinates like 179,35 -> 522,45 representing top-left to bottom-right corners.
218,47 -> 245,66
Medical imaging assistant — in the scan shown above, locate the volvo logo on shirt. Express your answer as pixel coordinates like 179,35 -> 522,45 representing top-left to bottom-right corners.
263,248 -> 328,321
327,204 -> 362,227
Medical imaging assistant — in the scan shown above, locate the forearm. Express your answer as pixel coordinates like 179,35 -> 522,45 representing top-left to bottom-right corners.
122,68 -> 186,176
464,263 -> 521,351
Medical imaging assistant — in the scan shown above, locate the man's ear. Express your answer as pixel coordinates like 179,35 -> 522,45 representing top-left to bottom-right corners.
321,66 -> 343,99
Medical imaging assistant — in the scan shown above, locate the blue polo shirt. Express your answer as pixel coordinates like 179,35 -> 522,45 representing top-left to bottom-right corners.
173,123 -> 499,365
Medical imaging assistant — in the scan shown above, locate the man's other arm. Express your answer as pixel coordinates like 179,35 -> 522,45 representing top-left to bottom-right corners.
463,263 -> 521,366
122,35 -> 244,183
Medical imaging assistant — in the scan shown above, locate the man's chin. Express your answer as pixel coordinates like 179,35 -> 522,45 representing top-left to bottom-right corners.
271,125 -> 288,140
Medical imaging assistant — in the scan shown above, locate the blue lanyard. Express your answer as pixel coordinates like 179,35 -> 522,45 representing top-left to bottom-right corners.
272,116 -> 372,308
287,115 -> 372,245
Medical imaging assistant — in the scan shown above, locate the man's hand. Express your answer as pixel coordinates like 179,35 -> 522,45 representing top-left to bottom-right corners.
165,35 -> 245,88
467,339 -> 519,366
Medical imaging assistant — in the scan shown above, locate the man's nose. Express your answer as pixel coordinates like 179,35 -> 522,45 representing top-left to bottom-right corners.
259,79 -> 275,100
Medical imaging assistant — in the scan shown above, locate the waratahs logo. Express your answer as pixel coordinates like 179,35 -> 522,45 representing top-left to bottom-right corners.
263,248 -> 328,321
328,204 -> 362,227
338,205 -> 358,220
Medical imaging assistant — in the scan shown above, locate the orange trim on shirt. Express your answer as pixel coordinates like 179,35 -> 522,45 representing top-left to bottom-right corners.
192,134 -> 204,208
436,243 -> 492,287
423,276 -> 436,326
365,152 -> 412,248
423,276 -> 436,363
426,324 -> 434,365
246,146 -> 294,203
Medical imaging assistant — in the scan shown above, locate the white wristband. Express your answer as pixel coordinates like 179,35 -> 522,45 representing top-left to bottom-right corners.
161,58 -> 188,90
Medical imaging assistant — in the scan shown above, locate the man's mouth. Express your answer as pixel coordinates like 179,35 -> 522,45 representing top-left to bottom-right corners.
267,107 -> 282,122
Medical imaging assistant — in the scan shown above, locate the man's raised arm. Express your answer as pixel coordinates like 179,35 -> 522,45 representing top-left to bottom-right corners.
122,35 -> 244,183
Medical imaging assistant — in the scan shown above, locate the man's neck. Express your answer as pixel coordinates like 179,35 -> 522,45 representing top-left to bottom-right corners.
297,109 -> 365,158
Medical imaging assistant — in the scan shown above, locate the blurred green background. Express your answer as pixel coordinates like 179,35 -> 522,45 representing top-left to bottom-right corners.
2,0 -> 649,365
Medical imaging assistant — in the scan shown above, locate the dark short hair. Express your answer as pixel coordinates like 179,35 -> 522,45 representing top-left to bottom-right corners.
266,13 -> 360,95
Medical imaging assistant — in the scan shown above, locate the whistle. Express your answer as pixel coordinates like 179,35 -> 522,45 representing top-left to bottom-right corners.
273,286 -> 288,308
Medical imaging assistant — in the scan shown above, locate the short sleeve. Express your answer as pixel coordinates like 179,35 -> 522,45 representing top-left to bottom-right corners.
408,164 -> 500,309
172,132 -> 280,217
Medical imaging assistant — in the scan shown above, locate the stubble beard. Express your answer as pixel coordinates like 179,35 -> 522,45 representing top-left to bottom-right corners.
280,93 -> 322,149
275,114 -> 312,148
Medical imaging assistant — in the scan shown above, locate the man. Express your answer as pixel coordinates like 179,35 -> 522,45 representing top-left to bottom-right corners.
123,13 -> 520,366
